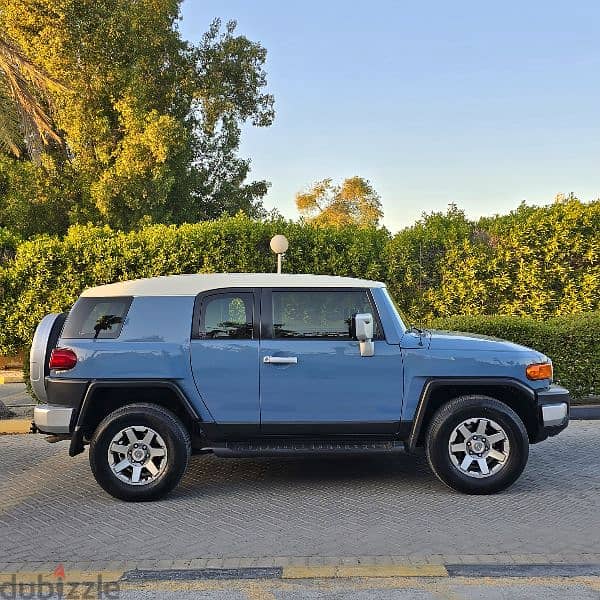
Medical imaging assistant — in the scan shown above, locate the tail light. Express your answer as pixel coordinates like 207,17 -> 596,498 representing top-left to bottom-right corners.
49,348 -> 77,370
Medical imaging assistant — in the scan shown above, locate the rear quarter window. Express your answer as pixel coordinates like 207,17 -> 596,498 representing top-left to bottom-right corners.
61,297 -> 132,339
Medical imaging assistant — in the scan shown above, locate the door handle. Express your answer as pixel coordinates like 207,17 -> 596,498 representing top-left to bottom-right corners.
263,356 -> 298,365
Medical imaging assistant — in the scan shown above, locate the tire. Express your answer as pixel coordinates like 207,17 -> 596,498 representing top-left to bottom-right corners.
425,395 -> 529,495
89,403 -> 191,501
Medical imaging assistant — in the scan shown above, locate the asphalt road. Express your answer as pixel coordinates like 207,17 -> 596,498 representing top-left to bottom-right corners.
112,582 -> 600,600
0,383 -> 33,418
2,576 -> 600,599
121,580 -> 600,599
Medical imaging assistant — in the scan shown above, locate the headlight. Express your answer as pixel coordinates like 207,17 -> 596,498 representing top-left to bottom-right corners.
526,362 -> 553,381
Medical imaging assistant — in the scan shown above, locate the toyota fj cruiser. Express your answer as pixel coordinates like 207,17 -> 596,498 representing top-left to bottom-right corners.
31,273 -> 570,500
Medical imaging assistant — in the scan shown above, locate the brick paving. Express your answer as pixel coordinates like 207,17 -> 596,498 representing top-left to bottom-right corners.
0,421 -> 599,567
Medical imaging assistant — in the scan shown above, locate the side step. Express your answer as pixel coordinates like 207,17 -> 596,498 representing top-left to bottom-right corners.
209,439 -> 407,457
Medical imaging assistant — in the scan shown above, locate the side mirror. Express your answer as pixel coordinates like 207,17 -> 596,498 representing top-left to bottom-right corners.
352,313 -> 375,357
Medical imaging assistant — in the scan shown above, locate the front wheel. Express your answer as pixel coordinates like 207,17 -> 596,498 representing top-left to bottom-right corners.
89,403 -> 191,501
425,395 -> 529,495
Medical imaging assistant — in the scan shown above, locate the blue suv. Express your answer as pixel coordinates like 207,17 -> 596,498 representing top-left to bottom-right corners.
30,273 -> 570,500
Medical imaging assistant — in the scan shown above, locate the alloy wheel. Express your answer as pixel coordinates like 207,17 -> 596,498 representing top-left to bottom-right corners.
107,426 -> 168,485
448,417 -> 510,478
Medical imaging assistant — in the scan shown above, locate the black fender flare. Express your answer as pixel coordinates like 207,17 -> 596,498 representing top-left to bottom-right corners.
406,377 -> 536,452
69,380 -> 201,456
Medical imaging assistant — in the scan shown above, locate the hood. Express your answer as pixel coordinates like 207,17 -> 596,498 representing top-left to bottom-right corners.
426,329 -> 545,358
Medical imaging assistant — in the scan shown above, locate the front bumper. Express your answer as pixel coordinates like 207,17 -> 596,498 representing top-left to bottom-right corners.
536,384 -> 570,439
542,402 -> 568,427
33,404 -> 74,434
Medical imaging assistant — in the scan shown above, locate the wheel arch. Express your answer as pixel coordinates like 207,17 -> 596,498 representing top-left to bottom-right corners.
407,378 -> 540,452
69,380 -> 201,456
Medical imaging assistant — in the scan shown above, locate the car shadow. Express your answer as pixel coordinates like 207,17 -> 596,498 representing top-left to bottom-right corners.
173,451 -> 439,499
169,431 -> 596,500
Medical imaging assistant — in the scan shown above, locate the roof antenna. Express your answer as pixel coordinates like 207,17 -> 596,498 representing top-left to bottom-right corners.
270,235 -> 289,274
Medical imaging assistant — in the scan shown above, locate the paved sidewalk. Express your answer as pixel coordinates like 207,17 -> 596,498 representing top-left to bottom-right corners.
1,420 -> 599,568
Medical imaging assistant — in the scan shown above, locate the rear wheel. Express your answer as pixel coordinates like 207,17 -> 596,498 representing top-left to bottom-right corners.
425,395 -> 529,494
89,403 -> 191,501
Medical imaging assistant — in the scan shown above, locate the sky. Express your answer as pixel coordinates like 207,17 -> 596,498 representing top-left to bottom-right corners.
180,0 -> 600,232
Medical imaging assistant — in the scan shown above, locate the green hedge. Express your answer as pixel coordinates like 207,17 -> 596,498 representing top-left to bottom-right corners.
429,313 -> 600,399
385,198 -> 600,321
0,212 -> 598,401
0,227 -> 20,266
0,215 -> 388,355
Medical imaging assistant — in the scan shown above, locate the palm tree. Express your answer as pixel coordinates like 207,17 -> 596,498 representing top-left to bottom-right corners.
0,34 -> 65,160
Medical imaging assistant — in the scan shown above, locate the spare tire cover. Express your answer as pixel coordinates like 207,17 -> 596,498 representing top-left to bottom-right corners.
30,312 -> 67,403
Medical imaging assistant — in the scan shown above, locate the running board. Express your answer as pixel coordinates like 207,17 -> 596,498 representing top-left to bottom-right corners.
208,439 -> 407,457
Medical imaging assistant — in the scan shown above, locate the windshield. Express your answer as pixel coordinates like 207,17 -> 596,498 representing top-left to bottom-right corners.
381,288 -> 407,332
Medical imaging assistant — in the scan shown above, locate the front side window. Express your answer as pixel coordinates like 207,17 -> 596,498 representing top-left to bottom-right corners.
61,297 -> 132,339
198,293 -> 254,339
272,290 -> 381,339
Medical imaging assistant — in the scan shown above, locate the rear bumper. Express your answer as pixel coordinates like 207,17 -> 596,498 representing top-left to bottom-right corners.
33,404 -> 74,434
536,385 -> 570,439
32,378 -> 89,435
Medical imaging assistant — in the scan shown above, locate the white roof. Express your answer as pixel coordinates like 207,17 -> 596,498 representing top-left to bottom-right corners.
80,273 -> 385,297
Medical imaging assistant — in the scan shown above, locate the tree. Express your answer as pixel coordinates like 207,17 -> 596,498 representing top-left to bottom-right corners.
0,2 -> 274,234
190,20 -> 274,220
0,34 -> 65,161
296,177 -> 383,227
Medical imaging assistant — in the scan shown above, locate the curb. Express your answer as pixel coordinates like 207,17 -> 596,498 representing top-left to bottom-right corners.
0,571 -> 124,585
0,374 -> 24,384
0,419 -> 31,434
122,567 -> 282,582
445,563 -> 600,578
281,564 -> 447,579
0,565 -> 447,585
122,565 -> 448,581
571,405 -> 600,420
2,563 -> 600,583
